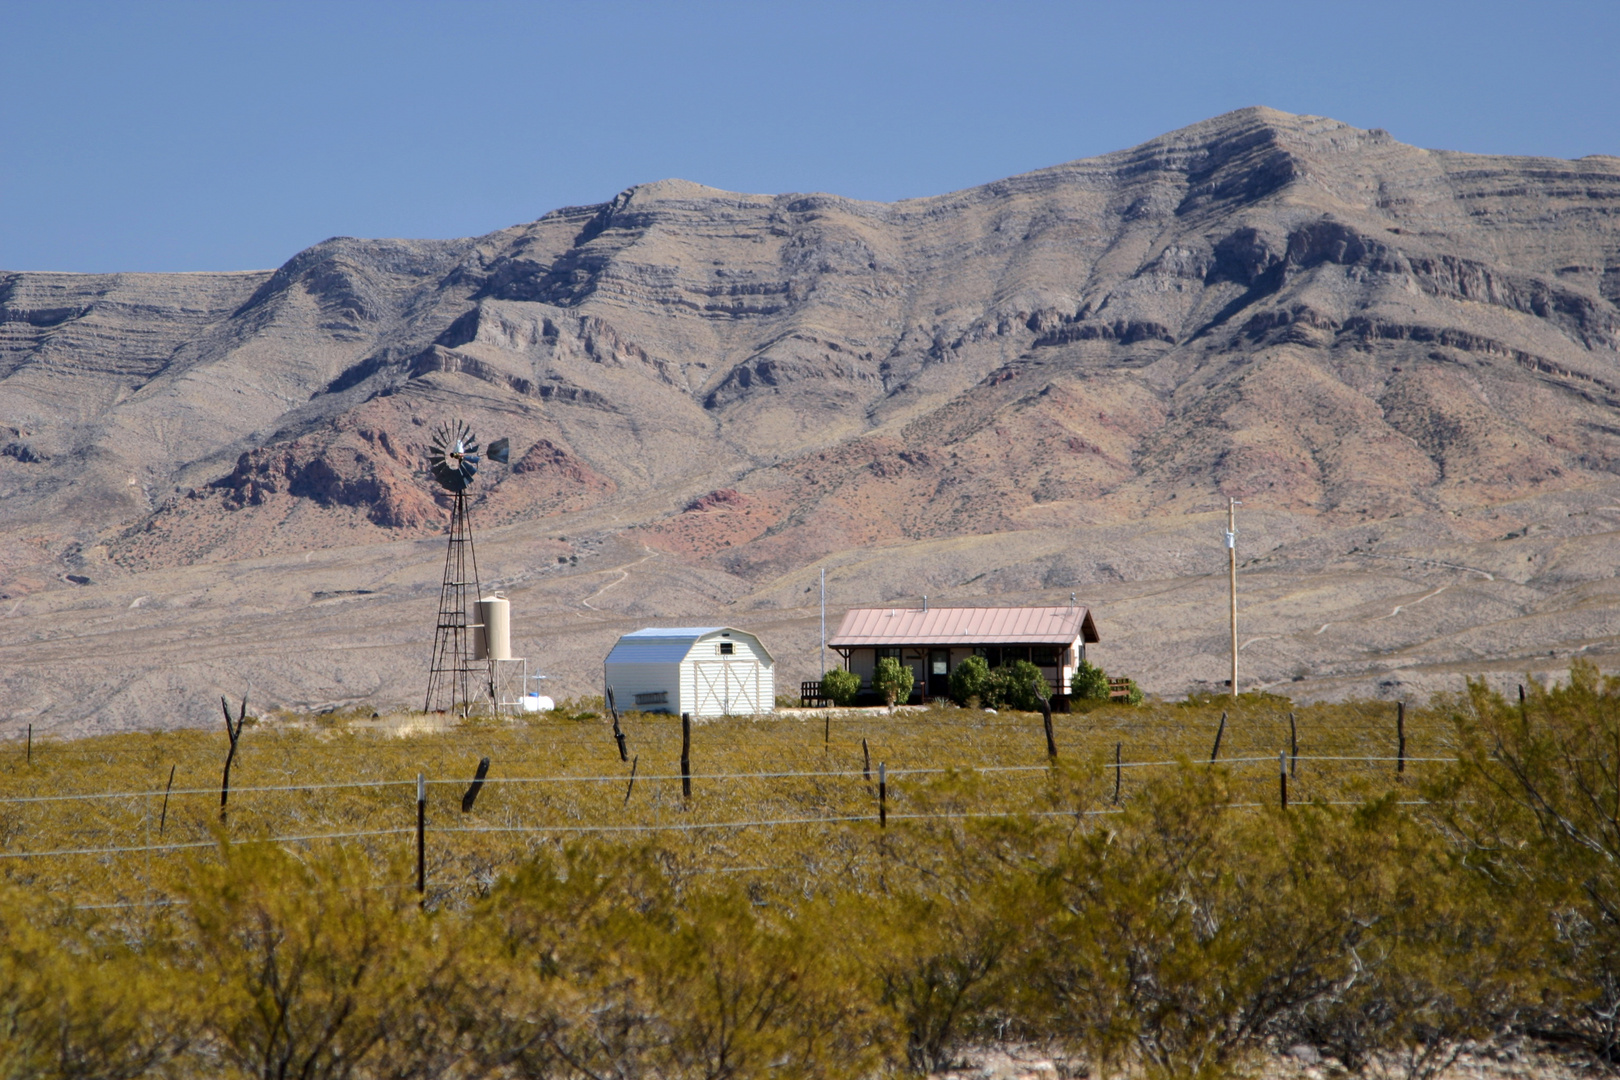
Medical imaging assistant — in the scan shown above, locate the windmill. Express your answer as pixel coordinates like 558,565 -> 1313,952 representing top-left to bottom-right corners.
423,421 -> 510,714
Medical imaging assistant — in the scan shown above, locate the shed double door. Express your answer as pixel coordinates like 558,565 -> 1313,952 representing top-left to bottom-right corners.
691,660 -> 765,715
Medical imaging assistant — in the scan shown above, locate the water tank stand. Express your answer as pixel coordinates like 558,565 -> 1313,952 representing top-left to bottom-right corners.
491,657 -> 529,716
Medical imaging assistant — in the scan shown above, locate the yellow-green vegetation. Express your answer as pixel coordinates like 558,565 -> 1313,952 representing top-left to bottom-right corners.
0,667 -> 1616,1079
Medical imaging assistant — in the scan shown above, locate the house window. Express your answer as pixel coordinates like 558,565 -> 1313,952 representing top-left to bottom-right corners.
719,641 -> 735,655
634,691 -> 668,706
1032,646 -> 1060,667
876,647 -> 902,662
1001,646 -> 1031,665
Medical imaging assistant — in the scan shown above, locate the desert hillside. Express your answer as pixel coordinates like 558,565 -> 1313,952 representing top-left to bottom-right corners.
5,107 -> 1620,733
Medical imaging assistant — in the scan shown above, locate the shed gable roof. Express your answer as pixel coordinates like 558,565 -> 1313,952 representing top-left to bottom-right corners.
605,626 -> 775,665
828,606 -> 1098,647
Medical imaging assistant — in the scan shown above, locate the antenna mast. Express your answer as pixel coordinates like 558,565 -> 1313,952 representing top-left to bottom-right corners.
820,566 -> 826,676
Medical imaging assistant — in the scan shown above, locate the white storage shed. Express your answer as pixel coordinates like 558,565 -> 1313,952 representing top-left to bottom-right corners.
603,627 -> 775,718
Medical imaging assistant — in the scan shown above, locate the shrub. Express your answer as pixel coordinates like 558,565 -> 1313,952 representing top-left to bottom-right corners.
874,657 -> 915,709
853,879 -> 1029,1073
469,844 -> 883,1080
0,886 -> 190,1080
183,843 -> 455,1080
1070,659 -> 1110,701
948,655 -> 991,706
1022,770 -> 1535,1080
1432,661 -> 1620,1065
986,660 -> 1048,712
822,668 -> 860,707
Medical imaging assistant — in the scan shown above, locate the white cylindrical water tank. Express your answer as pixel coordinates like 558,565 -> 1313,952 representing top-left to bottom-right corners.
522,693 -> 554,713
475,593 -> 510,661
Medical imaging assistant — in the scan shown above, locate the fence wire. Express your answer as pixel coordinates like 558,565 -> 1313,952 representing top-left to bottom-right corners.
0,809 -> 1123,860
0,753 -> 1453,807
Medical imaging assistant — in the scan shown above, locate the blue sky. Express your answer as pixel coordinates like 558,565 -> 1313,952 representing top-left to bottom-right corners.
3,0 -> 1616,272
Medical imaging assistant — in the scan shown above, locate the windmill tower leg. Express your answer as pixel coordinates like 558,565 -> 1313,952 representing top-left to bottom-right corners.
425,490 -> 485,715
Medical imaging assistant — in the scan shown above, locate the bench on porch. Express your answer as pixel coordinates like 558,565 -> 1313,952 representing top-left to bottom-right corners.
800,680 -> 832,708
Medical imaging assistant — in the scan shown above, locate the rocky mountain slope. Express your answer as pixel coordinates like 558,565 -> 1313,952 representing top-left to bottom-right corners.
5,107 -> 1620,733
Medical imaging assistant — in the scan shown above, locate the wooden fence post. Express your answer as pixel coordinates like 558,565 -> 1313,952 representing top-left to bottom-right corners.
1041,695 -> 1057,760
1396,701 -> 1406,776
219,696 -> 246,824
1114,741 -> 1122,804
461,757 -> 491,813
681,712 -> 692,801
862,737 -> 871,782
25,724 -> 30,766
623,755 -> 639,807
159,764 -> 176,837
1289,712 -> 1298,778
607,688 -> 628,762
416,774 -> 426,899
878,762 -> 887,829
824,711 -> 830,746
1210,711 -> 1226,764
1280,750 -> 1288,809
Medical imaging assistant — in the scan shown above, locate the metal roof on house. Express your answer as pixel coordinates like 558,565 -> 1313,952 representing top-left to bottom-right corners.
605,627 -> 775,665
828,606 -> 1098,647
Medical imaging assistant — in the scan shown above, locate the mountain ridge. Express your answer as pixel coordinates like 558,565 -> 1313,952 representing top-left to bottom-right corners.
4,106 -> 1620,733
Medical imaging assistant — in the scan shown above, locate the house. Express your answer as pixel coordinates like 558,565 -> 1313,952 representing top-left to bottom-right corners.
603,627 -> 775,718
827,605 -> 1099,703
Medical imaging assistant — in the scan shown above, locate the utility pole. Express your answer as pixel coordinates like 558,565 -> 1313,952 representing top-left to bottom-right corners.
1227,497 -> 1241,698
820,567 -> 827,676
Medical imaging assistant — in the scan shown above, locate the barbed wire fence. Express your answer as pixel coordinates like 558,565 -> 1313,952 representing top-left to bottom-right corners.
0,752 -> 1451,868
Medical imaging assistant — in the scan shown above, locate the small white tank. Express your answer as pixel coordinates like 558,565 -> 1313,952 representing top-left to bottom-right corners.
522,693 -> 554,713
475,593 -> 511,660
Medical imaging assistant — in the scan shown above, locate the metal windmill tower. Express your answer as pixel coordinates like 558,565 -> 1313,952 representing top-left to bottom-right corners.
423,420 -> 509,714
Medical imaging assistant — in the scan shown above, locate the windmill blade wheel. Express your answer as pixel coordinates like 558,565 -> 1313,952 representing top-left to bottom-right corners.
429,420 -> 480,492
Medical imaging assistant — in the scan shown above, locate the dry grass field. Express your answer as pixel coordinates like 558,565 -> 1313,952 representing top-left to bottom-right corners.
0,694 -> 1442,909
1,672 -> 1617,1080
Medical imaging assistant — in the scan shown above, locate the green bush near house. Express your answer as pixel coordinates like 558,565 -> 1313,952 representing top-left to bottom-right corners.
874,656 -> 915,708
1070,658 -> 1110,702
985,659 -> 1048,712
821,668 -> 860,707
948,655 -> 992,706
951,658 -> 1052,711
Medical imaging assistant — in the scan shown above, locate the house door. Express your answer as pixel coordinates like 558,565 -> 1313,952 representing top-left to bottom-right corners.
927,650 -> 950,700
